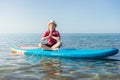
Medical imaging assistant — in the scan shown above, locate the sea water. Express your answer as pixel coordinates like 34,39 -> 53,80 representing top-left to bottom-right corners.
0,33 -> 120,80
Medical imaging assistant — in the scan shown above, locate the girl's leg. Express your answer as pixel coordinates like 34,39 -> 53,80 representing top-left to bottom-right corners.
39,43 -> 51,50
51,41 -> 62,50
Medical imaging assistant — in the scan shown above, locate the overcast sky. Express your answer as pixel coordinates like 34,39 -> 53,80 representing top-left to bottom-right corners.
0,0 -> 120,33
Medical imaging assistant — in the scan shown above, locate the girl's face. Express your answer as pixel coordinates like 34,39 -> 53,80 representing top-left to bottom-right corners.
48,23 -> 56,31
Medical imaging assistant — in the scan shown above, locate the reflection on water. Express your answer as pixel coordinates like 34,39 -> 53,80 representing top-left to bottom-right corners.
25,55 -> 75,80
0,53 -> 120,80
41,57 -> 62,80
4,53 -> 119,80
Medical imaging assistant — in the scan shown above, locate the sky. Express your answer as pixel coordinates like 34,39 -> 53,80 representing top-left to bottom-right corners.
0,0 -> 120,33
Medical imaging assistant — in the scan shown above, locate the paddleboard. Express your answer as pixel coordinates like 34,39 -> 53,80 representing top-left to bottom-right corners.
11,46 -> 119,58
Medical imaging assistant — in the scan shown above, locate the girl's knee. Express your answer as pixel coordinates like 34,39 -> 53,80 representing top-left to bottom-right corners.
59,41 -> 62,45
58,41 -> 62,44
57,41 -> 62,48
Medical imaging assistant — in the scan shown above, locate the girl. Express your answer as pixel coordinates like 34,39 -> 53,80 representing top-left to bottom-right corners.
39,20 -> 62,50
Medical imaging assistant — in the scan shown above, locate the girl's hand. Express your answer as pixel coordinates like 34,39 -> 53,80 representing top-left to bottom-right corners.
49,27 -> 53,33
49,27 -> 53,37
49,27 -> 52,32
48,32 -> 52,38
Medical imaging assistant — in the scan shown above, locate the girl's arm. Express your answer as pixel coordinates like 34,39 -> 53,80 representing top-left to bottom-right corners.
41,35 -> 50,41
41,32 -> 52,41
51,36 -> 61,41
51,31 -> 61,41
42,35 -> 61,41
41,30 -> 52,41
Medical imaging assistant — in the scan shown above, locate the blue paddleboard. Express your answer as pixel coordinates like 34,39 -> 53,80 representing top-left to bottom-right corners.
11,46 -> 119,58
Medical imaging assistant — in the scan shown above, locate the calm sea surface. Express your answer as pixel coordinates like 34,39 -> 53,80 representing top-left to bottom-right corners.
0,33 -> 120,80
